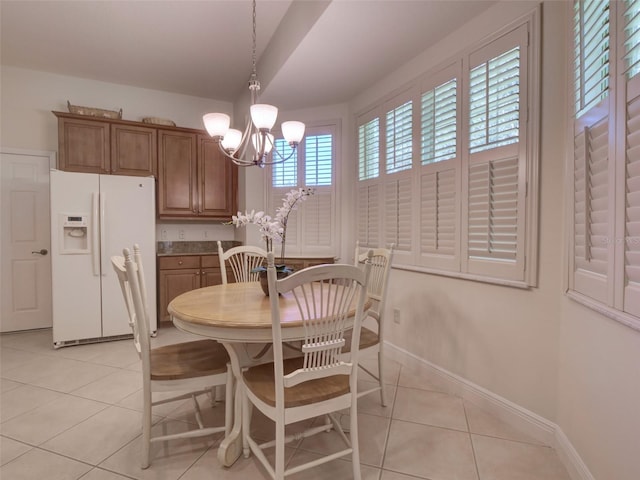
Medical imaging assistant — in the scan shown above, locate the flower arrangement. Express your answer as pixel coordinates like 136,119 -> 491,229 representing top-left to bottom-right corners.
231,188 -> 314,266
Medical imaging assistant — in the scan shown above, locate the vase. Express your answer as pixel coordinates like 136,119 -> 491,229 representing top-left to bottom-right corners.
258,267 -> 292,296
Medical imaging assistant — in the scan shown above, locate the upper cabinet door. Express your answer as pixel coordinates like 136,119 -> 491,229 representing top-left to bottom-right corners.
198,135 -> 238,219
157,130 -> 197,217
111,124 -> 157,176
58,117 -> 110,174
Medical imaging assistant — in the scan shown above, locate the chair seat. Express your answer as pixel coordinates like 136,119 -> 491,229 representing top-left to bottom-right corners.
150,339 -> 229,381
342,326 -> 379,353
243,356 -> 350,408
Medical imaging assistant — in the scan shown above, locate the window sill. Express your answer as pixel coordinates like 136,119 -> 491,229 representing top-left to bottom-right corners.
392,263 -> 530,289
566,290 -> 640,333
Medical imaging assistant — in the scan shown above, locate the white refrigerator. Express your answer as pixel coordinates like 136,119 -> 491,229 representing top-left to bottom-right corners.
50,170 -> 157,347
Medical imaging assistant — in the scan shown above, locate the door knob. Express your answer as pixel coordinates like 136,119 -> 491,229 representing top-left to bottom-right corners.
31,249 -> 48,255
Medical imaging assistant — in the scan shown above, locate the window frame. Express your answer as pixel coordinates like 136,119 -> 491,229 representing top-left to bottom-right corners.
355,10 -> 540,288
566,0 -> 640,331
267,121 -> 340,258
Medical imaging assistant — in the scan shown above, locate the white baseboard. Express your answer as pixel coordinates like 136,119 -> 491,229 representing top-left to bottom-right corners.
384,341 -> 594,480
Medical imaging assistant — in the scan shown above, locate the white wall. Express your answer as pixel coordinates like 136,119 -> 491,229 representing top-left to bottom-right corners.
0,66 -> 237,241
351,2 -> 640,480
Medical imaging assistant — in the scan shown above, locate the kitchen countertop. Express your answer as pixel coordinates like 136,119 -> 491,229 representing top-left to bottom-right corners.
156,241 -> 241,256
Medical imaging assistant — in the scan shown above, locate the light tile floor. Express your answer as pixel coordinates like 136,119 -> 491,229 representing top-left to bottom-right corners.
0,328 -> 572,480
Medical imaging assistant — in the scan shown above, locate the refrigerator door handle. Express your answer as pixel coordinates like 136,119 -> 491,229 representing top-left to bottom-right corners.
92,191 -> 100,276
100,191 -> 107,277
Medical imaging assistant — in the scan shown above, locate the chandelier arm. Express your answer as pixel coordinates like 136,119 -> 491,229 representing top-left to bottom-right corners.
262,145 -> 298,165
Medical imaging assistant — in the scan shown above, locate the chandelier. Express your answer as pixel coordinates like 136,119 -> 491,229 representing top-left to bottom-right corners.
202,0 -> 305,167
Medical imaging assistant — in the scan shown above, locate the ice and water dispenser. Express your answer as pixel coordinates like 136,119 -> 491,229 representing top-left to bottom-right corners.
59,214 -> 89,254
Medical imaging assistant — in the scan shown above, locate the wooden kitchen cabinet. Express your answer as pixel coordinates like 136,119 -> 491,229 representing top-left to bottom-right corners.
157,132 -> 237,220
157,130 -> 198,217
198,135 -> 238,219
157,254 -> 222,325
111,123 -> 157,176
55,112 -> 156,176
57,115 -> 110,173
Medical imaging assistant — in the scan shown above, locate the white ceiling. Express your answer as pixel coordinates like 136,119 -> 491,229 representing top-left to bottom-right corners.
1,0 -> 496,110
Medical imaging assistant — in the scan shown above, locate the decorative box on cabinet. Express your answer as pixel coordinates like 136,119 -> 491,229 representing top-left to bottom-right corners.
157,254 -> 222,325
54,112 -> 156,176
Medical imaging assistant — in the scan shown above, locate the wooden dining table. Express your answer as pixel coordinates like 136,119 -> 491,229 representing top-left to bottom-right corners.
168,281 -> 369,467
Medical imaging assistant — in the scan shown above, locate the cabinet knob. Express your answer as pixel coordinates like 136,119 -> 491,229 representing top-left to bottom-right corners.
178,261 -> 183,265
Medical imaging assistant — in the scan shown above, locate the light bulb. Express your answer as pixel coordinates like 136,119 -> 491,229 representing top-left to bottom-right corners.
282,121 -> 305,144
221,129 -> 242,152
202,113 -> 230,138
250,104 -> 278,130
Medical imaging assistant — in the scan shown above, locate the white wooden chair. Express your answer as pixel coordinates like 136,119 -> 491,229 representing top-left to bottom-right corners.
111,245 -> 232,469
343,242 -> 395,406
240,251 -> 372,480
217,240 -> 268,284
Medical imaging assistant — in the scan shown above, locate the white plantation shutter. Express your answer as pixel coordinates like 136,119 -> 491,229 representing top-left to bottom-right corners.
419,166 -> 459,270
305,134 -> 332,186
272,139 -> 297,187
359,118 -> 380,180
268,124 -> 337,257
358,112 -> 382,247
574,0 -> 610,116
422,79 -> 457,164
468,157 -> 519,260
469,47 -> 520,153
623,77 -> 640,316
573,114 -> 611,303
384,176 -> 412,252
623,1 -> 640,79
386,101 -> 413,174
301,189 -> 333,250
465,25 -> 527,281
357,184 -> 380,248
418,68 -> 460,271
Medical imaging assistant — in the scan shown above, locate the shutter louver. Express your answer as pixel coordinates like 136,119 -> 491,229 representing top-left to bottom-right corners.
420,168 -> 457,257
468,157 -> 519,261
573,114 -> 609,303
384,177 -> 412,251
624,85 -> 640,315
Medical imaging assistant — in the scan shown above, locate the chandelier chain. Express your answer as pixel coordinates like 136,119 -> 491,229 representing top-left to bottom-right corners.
251,0 -> 257,82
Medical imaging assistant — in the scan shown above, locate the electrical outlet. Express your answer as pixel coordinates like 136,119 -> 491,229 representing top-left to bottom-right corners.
203,230 -> 209,239
393,308 -> 401,324
161,229 -> 168,240
178,229 -> 185,240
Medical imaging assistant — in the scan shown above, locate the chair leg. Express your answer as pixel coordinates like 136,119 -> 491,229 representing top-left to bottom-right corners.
377,349 -> 387,407
141,388 -> 152,469
349,401 -> 362,480
275,413 -> 286,480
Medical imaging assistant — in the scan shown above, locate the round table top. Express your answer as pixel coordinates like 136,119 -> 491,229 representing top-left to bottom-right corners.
169,282 -> 302,329
168,282 -> 369,343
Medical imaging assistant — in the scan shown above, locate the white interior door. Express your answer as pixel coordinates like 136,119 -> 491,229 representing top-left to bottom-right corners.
1,149 -> 56,332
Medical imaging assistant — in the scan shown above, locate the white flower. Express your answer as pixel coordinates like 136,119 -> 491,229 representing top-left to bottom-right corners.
229,188 -> 314,261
